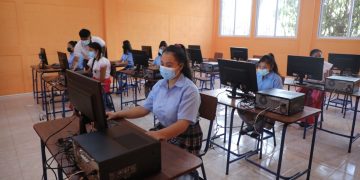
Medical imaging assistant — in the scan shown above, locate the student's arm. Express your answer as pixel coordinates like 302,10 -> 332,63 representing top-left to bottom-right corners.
71,57 -> 79,71
99,66 -> 106,82
106,106 -> 150,119
147,120 -> 190,140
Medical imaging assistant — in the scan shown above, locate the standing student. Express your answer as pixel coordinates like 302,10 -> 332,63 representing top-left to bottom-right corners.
86,42 -> 112,109
298,49 -> 333,127
107,45 -> 202,155
153,41 -> 168,67
73,29 -> 106,70
117,40 -> 134,91
238,53 -> 283,137
67,41 -> 84,71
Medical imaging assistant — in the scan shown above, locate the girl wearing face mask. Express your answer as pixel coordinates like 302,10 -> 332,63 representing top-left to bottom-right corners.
152,41 -> 168,67
86,42 -> 111,94
67,41 -> 84,71
107,45 -> 202,156
237,53 -> 283,137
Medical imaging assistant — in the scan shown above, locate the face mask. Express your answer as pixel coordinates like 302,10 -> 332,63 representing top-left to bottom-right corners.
67,47 -> 73,53
158,49 -> 163,55
82,40 -> 90,46
160,66 -> 177,80
88,51 -> 96,59
257,69 -> 269,76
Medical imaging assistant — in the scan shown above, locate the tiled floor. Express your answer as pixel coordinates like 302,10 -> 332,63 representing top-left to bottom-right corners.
0,81 -> 359,180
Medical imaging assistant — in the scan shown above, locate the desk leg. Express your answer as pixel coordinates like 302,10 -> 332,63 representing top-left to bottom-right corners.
134,77 -> 138,106
276,124 -> 288,180
41,140 -> 48,180
32,68 -> 35,98
348,97 -> 359,153
36,72 -> 39,104
225,108 -> 236,175
307,113 -> 319,180
44,80 -> 49,120
320,93 -> 325,129
224,105 -> 228,143
52,87 -> 56,119
41,73 -> 46,111
57,164 -> 63,180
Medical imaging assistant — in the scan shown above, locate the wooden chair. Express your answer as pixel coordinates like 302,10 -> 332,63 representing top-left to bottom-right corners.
198,93 -> 218,180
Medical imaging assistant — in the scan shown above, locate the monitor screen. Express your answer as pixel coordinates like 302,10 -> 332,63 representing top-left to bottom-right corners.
230,47 -> 248,61
328,53 -> 360,75
141,46 -> 153,59
287,55 -> 324,84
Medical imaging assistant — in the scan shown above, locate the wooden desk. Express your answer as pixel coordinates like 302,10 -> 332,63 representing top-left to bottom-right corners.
33,117 -> 202,180
201,89 -> 321,180
284,77 -> 360,153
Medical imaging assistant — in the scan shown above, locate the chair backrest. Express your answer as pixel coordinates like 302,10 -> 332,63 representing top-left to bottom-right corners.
214,52 -> 223,60
199,93 -> 218,121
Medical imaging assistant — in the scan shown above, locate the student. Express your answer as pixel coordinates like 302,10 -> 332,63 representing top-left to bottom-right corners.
117,40 -> 134,91
107,45 -> 203,156
86,42 -> 112,109
298,49 -> 332,127
73,29 -> 106,70
67,41 -> 84,71
153,41 -> 168,67
238,53 -> 283,137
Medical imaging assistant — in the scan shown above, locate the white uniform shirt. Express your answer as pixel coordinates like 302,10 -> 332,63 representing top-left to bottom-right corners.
87,57 -> 111,79
74,36 -> 106,59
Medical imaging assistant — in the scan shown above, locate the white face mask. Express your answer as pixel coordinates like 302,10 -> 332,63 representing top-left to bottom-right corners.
81,40 -> 90,46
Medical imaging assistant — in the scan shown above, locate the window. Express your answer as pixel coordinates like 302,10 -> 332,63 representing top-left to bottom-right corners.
256,0 -> 300,37
319,0 -> 360,38
220,0 -> 253,36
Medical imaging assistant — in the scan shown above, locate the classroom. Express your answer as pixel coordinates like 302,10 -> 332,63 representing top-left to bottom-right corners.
0,0 -> 360,179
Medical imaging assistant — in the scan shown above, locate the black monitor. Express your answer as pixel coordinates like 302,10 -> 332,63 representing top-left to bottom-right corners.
218,59 -> 258,99
188,48 -> 203,66
66,70 -> 107,134
230,47 -> 248,61
328,53 -> 360,75
39,48 -> 48,66
57,52 -> 69,71
287,55 -> 324,85
188,45 -> 201,50
132,50 -> 149,71
141,46 -> 153,59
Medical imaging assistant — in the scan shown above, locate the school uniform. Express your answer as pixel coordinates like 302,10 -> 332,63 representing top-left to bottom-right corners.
153,55 -> 162,66
87,57 -> 111,93
143,74 -> 203,155
117,52 -> 134,90
68,52 -> 84,70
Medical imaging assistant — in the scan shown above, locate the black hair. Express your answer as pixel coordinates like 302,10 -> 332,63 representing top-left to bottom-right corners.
310,49 -> 322,57
159,41 -> 168,48
79,29 -> 91,38
68,41 -> 77,47
258,53 -> 280,75
122,40 -> 132,54
163,44 -> 193,80
88,42 -> 102,60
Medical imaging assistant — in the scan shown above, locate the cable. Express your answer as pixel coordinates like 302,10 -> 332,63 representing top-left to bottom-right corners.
64,171 -> 84,180
44,116 -> 77,145
253,105 -> 281,134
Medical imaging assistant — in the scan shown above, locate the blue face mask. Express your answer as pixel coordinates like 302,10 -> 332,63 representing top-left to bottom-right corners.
257,69 -> 269,76
88,51 -> 96,59
82,40 -> 90,46
160,66 -> 176,80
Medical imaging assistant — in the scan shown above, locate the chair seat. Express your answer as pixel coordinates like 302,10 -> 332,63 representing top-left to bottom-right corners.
194,76 -> 211,81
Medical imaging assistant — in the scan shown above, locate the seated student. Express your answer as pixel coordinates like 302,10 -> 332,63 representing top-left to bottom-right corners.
117,40 -> 134,91
67,41 -> 84,71
238,53 -> 283,137
107,45 -> 203,156
73,29 -> 106,70
153,41 -> 168,67
298,49 -> 333,127
86,42 -> 112,109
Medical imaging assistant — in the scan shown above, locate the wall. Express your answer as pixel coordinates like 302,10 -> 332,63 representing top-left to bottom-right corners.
0,0 -> 105,95
104,0 -> 214,61
212,0 -> 360,75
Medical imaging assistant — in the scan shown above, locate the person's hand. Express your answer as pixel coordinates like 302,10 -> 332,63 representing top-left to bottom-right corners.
106,112 -> 120,120
146,131 -> 166,141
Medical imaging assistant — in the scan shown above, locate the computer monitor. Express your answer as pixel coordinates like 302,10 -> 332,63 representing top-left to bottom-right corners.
66,70 -> 107,134
188,48 -> 203,66
188,45 -> 201,50
39,48 -> 48,66
57,52 -> 69,71
328,53 -> 360,75
141,46 -> 153,59
132,50 -> 149,71
287,55 -> 324,85
218,59 -> 258,99
230,47 -> 248,61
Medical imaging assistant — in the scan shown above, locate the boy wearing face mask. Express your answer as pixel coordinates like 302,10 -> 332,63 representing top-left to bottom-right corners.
153,41 -> 168,67
73,29 -> 105,71
238,53 -> 283,138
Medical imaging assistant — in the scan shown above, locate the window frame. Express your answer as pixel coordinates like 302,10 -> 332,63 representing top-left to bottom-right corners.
318,0 -> 360,40
218,0 -> 253,37
255,0 -> 301,38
